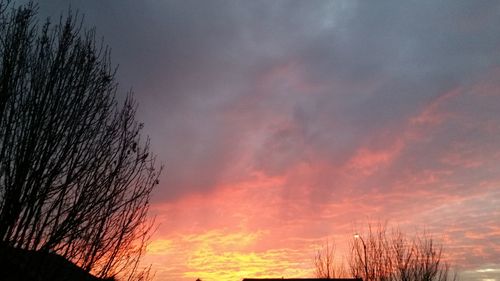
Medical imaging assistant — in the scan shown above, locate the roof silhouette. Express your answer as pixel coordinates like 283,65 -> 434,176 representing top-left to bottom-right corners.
242,279 -> 363,281
0,242 -> 113,281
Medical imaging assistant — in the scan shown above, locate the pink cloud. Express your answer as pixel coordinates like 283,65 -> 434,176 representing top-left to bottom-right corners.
143,67 -> 500,281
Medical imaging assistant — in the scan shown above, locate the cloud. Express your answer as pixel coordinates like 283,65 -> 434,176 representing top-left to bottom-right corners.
29,0 -> 500,280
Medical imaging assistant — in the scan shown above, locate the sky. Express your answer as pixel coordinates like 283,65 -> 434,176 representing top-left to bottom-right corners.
29,1 -> 500,280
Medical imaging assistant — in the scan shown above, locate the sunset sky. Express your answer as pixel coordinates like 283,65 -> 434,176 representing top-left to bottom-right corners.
33,1 -> 500,280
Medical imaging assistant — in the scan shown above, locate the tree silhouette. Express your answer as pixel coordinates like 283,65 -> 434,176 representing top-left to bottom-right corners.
0,1 -> 161,279
314,239 -> 346,279
348,223 -> 457,281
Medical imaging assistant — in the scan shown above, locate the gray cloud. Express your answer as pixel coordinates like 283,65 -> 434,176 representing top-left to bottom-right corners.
30,0 -> 500,201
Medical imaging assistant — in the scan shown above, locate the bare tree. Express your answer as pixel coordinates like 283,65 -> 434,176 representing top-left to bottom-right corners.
314,239 -> 347,279
350,223 -> 393,281
348,223 -> 457,281
0,1 -> 161,280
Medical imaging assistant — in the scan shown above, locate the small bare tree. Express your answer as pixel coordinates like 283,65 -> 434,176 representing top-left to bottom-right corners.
349,223 -> 457,281
350,223 -> 393,281
314,239 -> 347,279
0,1 -> 161,280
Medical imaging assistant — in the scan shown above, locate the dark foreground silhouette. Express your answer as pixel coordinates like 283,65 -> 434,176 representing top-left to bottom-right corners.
243,278 -> 363,281
0,243 -> 114,281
